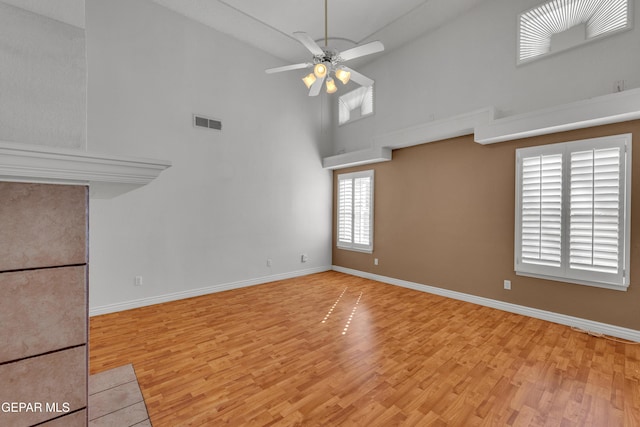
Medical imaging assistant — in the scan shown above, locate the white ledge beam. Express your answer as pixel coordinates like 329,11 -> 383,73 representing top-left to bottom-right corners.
375,107 -> 495,149
324,108 -> 495,170
322,147 -> 392,170
475,88 -> 640,144
0,141 -> 171,198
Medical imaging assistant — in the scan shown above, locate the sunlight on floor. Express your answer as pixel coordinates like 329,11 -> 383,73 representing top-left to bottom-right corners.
321,287 -> 347,324
342,292 -> 363,335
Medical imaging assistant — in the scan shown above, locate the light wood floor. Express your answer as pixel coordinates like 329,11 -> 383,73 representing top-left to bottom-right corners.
90,271 -> 640,426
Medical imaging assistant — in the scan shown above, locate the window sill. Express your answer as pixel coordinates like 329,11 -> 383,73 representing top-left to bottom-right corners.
515,271 -> 628,292
337,245 -> 373,254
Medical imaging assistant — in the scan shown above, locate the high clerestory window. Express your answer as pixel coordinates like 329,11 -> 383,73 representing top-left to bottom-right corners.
338,86 -> 374,126
518,0 -> 631,64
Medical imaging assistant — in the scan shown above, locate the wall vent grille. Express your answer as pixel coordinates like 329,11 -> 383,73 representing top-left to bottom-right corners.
193,115 -> 222,131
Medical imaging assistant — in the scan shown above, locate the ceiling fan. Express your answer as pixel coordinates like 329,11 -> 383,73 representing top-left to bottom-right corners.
265,0 -> 384,96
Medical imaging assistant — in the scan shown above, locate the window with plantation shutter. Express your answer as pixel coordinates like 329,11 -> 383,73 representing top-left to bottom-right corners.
515,134 -> 631,290
337,170 -> 374,253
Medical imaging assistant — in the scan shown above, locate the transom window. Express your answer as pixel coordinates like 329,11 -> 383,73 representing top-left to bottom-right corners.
338,86 -> 374,126
515,134 -> 631,290
518,0 -> 631,64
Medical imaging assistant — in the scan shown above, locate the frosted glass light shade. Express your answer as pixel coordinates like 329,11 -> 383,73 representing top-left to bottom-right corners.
314,63 -> 328,78
335,68 -> 351,85
326,78 -> 337,94
302,73 -> 316,89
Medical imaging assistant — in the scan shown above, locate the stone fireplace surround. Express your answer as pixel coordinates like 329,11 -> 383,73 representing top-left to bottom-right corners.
0,142 -> 169,426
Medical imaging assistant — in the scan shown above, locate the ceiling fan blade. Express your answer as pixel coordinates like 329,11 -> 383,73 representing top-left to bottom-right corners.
339,41 -> 384,62
341,67 -> 374,87
293,32 -> 325,57
309,75 -> 325,96
265,62 -> 313,74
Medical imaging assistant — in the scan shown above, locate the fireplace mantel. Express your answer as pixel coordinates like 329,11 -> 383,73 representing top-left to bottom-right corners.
0,141 -> 171,198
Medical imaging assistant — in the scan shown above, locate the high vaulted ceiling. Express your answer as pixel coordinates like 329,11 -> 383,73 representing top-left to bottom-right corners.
149,0 -> 490,64
3,0 -> 490,64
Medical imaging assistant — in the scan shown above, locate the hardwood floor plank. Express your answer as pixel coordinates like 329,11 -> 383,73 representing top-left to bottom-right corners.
90,271 -> 640,426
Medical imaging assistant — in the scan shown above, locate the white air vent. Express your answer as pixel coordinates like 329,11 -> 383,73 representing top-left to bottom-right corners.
193,114 -> 222,131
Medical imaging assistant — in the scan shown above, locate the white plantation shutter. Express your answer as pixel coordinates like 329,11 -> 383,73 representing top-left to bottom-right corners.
570,148 -> 621,274
353,176 -> 372,245
515,134 -> 631,290
337,178 -> 353,245
521,154 -> 563,267
337,171 -> 374,252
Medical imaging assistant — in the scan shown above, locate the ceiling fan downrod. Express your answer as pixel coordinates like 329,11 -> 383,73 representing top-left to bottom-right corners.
324,0 -> 328,47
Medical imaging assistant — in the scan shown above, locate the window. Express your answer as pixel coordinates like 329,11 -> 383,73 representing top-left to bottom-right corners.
515,134 -> 631,290
337,170 -> 374,252
518,0 -> 631,64
338,86 -> 374,126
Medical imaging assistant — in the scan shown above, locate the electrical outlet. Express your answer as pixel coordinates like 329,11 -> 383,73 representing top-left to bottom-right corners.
134,276 -> 143,286
374,258 -> 379,266
614,80 -> 626,93
504,280 -> 511,290
301,254 -> 308,263
267,259 -> 272,267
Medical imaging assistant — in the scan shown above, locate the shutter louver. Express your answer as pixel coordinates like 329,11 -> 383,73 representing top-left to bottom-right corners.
521,154 -> 563,267
570,147 -> 621,274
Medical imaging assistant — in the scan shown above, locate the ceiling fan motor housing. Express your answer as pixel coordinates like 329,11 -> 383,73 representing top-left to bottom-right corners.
312,49 -> 341,79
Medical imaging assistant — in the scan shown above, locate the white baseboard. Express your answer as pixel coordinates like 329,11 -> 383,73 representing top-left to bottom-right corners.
89,266 -> 332,317
333,265 -> 640,343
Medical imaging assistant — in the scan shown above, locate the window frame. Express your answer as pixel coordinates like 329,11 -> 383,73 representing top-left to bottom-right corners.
337,170 -> 374,253
515,134 -> 632,290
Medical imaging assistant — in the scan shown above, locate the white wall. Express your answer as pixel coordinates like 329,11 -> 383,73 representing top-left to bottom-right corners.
0,2 -> 85,149
334,0 -> 640,153
87,0 -> 333,312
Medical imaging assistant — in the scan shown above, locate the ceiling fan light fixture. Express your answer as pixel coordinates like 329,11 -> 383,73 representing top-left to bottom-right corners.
264,0 -> 383,98
314,63 -> 328,78
335,68 -> 351,85
302,73 -> 317,89
326,77 -> 337,94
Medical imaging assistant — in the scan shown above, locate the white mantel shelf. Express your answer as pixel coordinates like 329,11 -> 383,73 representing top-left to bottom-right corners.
0,141 -> 172,199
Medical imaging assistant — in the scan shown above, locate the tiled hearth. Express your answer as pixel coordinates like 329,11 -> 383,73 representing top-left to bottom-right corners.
89,364 -> 151,426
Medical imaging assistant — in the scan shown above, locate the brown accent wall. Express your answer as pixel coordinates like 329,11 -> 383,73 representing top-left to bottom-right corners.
333,120 -> 640,330
0,182 -> 88,426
